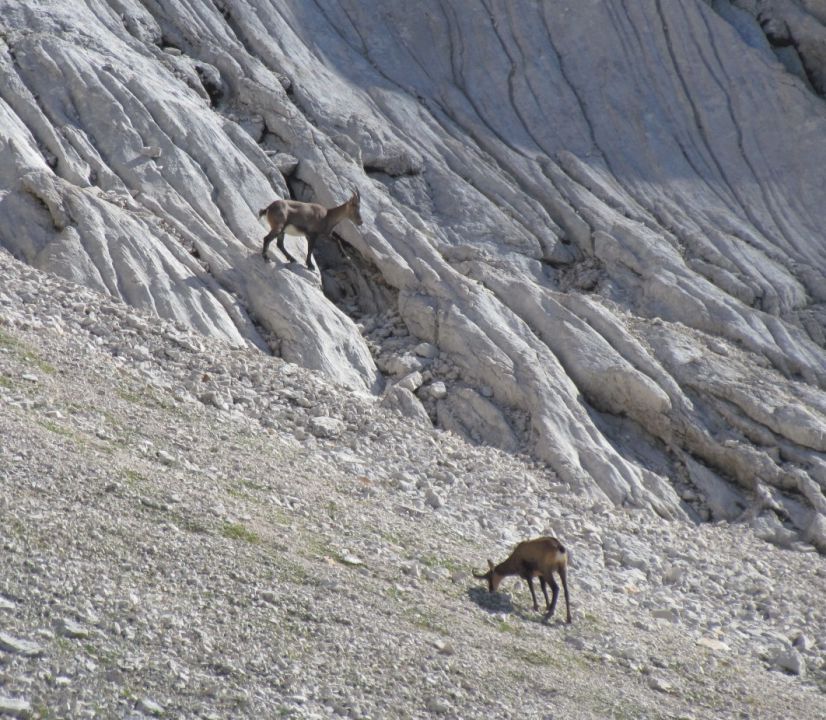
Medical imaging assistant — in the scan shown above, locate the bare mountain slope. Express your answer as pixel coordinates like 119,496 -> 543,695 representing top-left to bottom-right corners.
2,249 -> 826,718
1,1 -> 825,546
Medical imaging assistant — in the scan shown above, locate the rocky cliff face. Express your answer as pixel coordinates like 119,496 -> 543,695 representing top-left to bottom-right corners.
1,0 -> 825,549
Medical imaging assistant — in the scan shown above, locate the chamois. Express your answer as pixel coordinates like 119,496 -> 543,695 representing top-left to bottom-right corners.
474,537 -> 572,623
259,189 -> 362,270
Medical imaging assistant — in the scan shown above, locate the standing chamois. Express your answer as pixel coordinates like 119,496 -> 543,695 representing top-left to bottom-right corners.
474,537 -> 572,623
259,190 -> 362,270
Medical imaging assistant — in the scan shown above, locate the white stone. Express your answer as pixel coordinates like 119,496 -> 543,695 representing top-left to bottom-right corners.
308,416 -> 346,439
0,697 -> 31,719
385,355 -> 424,377
436,388 -> 519,453
696,637 -> 730,653
648,677 -> 674,694
769,647 -> 806,677
396,371 -> 423,392
662,564 -> 684,585
792,633 -> 811,652
56,618 -> 90,639
428,381 -> 448,400
381,386 -> 431,427
651,607 -> 680,624
621,551 -> 648,571
425,488 -> 444,509
137,697 -> 165,716
425,697 -> 451,714
414,342 -> 439,359
0,632 -> 44,657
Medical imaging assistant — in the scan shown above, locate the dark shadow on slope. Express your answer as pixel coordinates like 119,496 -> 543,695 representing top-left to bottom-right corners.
316,232 -> 397,318
584,402 -> 703,522
284,177 -> 399,322
466,586 -> 568,628
467,585 -> 514,615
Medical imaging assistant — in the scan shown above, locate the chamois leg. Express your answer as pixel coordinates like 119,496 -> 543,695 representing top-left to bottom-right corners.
305,234 -> 318,270
539,577 -> 552,613
526,577 -> 540,611
544,575 -> 560,619
559,566 -> 572,624
262,228 -> 277,259
275,232 -> 297,264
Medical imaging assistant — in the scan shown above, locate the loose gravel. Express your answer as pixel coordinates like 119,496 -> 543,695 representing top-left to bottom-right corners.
1,250 -> 825,719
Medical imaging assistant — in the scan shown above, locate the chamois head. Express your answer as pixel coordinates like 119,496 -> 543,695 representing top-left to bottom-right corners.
473,559 -> 503,593
347,189 -> 363,226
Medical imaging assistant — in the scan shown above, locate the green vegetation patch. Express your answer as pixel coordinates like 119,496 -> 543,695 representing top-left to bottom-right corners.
407,609 -> 450,636
38,419 -> 83,443
175,515 -> 210,535
511,647 -> 558,668
0,328 -> 18,349
0,328 -> 56,374
497,619 -> 523,635
418,553 -> 463,575
122,469 -> 147,486
221,522 -> 260,544
116,384 -> 178,413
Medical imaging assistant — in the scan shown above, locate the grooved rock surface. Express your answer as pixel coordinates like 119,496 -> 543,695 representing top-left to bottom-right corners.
1,0 -> 825,546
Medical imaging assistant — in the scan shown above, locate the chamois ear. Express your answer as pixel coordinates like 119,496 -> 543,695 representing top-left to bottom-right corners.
487,558 -> 495,572
353,187 -> 360,202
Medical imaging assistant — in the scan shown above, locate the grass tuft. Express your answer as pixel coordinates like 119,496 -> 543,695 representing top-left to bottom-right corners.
0,328 -> 56,374
221,522 -> 260,544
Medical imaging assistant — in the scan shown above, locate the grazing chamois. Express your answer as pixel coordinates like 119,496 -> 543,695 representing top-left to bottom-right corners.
474,537 -> 572,623
259,190 -> 362,270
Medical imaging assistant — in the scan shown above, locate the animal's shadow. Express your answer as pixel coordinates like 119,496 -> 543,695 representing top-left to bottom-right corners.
467,585 -> 515,615
466,586 -> 566,627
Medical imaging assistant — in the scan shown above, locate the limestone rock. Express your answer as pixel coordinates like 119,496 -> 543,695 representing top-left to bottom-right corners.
437,388 -> 519,453
381,386 -> 431,427
769,646 -> 806,677
428,381 -> 448,400
308,416 -> 346,439
0,697 -> 31,719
